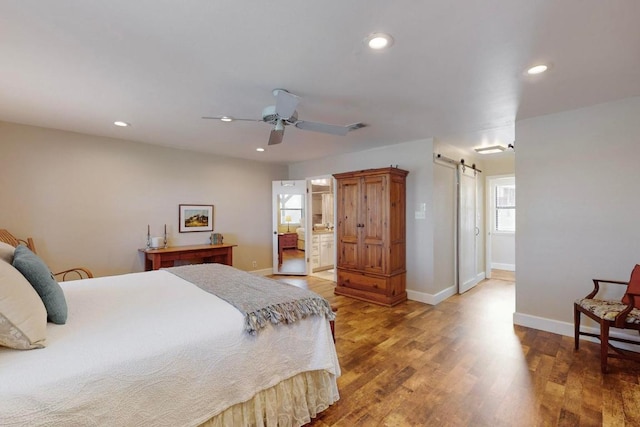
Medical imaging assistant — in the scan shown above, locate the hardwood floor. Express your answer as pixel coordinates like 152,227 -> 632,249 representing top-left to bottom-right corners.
278,249 -> 306,274
272,275 -> 640,426
491,269 -> 515,282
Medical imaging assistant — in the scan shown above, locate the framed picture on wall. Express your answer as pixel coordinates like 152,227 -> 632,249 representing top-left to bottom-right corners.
179,204 -> 214,233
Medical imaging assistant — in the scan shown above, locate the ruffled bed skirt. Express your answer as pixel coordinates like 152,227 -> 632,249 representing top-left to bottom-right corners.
199,370 -> 339,427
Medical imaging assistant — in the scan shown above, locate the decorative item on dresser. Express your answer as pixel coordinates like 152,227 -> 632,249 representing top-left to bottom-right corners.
333,167 -> 408,306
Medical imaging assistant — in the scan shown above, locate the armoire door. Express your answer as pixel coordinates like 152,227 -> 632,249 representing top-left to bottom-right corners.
361,174 -> 386,274
336,177 -> 360,270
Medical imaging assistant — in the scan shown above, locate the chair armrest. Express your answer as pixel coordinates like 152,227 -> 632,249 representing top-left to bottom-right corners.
593,279 -> 628,285
614,291 -> 640,327
585,278 -> 629,299
54,267 -> 94,281
582,279 -> 638,328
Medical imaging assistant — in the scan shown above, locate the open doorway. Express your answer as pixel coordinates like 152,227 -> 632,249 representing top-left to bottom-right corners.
307,177 -> 336,281
485,175 -> 515,281
272,178 -> 336,280
272,180 -> 307,275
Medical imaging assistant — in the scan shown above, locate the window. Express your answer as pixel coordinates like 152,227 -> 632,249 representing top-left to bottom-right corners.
495,184 -> 515,232
279,194 -> 303,225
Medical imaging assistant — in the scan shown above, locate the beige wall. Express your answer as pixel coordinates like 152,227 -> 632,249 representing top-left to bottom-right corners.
0,121 -> 287,276
515,96 -> 640,335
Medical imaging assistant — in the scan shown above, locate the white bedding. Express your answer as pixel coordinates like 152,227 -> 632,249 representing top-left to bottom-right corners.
0,269 -> 340,426
296,228 -> 305,250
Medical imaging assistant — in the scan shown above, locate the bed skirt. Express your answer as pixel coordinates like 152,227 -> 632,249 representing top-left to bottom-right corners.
199,370 -> 339,427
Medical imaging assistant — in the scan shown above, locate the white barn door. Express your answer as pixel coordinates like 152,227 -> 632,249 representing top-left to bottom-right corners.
458,166 -> 478,293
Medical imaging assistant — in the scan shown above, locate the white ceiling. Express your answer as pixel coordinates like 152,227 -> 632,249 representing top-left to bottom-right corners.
1,1 -> 639,164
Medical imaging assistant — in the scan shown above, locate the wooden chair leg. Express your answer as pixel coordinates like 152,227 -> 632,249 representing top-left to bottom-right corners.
600,320 -> 610,374
574,304 -> 581,350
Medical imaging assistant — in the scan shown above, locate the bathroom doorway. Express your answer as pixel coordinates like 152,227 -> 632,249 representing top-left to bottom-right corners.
307,176 -> 336,281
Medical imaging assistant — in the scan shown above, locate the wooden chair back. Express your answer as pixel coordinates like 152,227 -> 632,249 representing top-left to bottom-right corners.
0,229 -> 93,280
0,229 -> 37,253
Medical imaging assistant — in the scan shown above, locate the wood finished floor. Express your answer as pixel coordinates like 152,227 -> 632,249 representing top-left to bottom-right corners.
272,274 -> 640,426
277,249 -> 306,274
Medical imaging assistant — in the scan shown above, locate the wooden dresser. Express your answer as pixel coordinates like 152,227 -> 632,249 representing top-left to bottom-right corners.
277,232 -> 298,265
139,244 -> 236,271
333,167 -> 408,306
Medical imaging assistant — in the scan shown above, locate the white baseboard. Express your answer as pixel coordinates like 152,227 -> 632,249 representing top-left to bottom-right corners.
407,285 -> 457,305
491,263 -> 515,271
407,272 -> 485,305
513,312 -> 640,350
513,312 -> 572,336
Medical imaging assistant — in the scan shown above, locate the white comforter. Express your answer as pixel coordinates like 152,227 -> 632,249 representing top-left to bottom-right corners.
0,270 -> 340,426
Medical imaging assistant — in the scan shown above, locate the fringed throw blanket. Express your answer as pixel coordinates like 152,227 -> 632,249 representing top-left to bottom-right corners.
164,263 -> 335,334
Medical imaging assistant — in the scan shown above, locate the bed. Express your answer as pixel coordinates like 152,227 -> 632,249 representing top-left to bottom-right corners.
0,261 -> 340,426
296,227 -> 305,251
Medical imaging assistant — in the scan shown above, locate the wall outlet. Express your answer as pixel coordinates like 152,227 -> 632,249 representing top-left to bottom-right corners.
252,261 -> 257,268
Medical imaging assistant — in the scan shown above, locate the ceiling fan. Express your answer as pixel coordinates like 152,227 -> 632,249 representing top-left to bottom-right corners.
202,89 -> 366,146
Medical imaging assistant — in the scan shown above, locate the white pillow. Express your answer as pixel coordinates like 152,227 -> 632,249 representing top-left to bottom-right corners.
0,259 -> 47,349
0,241 -> 15,264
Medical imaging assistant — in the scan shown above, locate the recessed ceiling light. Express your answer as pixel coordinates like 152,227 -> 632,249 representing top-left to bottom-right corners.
220,116 -> 233,122
474,145 -> 506,154
113,121 -> 130,127
256,147 -> 265,152
526,64 -> 548,75
365,33 -> 394,50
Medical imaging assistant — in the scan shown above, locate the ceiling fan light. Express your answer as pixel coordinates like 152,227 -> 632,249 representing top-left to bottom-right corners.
220,116 -> 233,122
474,145 -> 506,154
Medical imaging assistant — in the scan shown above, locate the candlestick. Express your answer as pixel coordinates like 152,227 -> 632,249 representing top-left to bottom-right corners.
163,224 -> 167,248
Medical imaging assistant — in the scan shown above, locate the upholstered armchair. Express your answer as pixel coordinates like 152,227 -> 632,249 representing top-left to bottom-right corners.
574,265 -> 640,373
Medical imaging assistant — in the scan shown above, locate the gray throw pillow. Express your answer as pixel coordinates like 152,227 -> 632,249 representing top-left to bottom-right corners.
12,245 -> 68,324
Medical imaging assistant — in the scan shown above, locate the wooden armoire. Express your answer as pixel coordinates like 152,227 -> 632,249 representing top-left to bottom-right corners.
333,167 -> 408,306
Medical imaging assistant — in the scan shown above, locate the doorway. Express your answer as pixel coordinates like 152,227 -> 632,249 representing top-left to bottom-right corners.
307,176 -> 336,281
485,175 -> 516,280
272,180 -> 307,275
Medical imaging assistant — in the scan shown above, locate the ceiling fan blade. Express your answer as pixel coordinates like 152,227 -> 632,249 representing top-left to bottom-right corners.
268,128 -> 284,145
294,120 -> 350,136
201,116 -> 260,122
274,90 -> 299,120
